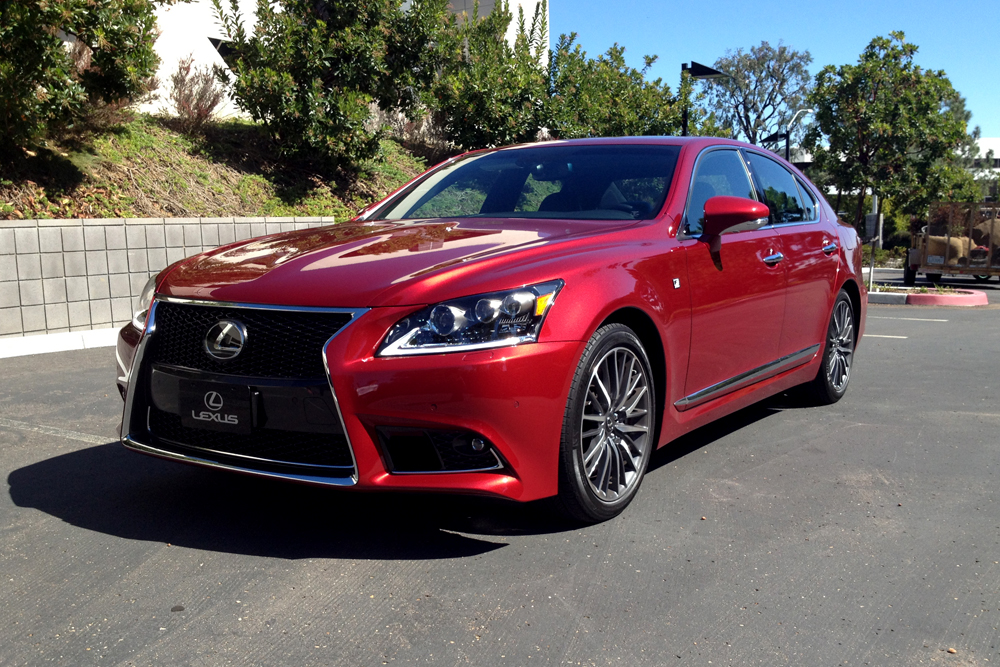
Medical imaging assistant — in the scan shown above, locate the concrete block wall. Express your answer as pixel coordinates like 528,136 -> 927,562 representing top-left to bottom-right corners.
0,217 -> 334,338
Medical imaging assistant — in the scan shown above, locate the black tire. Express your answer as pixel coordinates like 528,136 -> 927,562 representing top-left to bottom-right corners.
802,290 -> 856,406
973,275 -> 991,283
926,273 -> 943,284
556,324 -> 656,523
902,263 -> 916,286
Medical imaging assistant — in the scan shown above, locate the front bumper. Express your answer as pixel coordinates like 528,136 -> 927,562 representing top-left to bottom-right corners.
119,299 -> 583,502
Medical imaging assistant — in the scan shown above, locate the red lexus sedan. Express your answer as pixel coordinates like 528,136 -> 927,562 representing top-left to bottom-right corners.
116,137 -> 865,522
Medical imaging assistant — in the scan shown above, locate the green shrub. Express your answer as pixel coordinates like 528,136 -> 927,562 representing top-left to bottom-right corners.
430,0 -> 549,149
0,0 -> 163,157
547,34 -> 681,138
213,0 -> 448,167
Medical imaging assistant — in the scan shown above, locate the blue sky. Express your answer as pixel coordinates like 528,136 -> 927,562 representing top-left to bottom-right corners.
549,0 -> 999,139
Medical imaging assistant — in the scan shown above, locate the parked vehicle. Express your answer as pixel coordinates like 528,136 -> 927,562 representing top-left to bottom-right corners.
904,202 -> 1000,285
116,137 -> 866,522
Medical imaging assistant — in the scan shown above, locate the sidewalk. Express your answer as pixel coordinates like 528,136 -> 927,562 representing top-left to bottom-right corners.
0,328 -> 119,359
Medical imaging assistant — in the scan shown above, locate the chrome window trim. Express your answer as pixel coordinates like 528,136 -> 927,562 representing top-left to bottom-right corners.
120,296 -> 368,485
766,219 -> 821,229
674,344 -> 821,411
678,146 -> 760,240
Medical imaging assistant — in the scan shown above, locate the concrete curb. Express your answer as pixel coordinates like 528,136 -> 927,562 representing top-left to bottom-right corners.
905,290 -> 989,307
0,327 -> 119,359
867,292 -> 908,305
867,289 -> 989,307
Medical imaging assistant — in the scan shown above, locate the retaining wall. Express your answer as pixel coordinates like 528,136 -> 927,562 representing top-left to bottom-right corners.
0,217 -> 334,338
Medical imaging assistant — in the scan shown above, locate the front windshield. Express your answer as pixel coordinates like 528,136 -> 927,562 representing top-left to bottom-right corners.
373,144 -> 681,222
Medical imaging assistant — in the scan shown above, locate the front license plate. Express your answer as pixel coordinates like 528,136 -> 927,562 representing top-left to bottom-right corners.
151,370 -> 252,434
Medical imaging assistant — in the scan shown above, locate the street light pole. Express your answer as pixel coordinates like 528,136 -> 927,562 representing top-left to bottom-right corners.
680,61 -> 729,137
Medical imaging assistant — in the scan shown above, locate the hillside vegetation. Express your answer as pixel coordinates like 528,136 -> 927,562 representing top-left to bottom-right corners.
0,115 -> 433,221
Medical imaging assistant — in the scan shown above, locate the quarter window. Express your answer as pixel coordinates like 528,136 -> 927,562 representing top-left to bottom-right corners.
795,178 -> 818,221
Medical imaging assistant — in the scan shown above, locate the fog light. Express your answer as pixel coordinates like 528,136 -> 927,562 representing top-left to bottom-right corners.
471,438 -> 486,452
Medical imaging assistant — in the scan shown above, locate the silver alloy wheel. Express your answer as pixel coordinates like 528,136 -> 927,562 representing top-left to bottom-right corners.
827,299 -> 855,393
580,346 -> 652,501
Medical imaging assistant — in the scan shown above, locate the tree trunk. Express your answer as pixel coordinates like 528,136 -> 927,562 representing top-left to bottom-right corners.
854,187 -> 867,231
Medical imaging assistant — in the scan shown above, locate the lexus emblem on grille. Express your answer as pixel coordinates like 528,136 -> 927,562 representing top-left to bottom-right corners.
204,391 -> 224,411
204,320 -> 247,360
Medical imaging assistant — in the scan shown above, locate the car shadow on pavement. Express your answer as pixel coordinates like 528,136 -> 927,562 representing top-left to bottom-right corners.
7,442 -> 528,560
8,394 -> 819,553
647,393 -> 806,473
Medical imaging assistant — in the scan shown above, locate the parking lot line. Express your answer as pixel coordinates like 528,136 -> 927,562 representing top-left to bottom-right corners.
0,417 -> 110,445
866,335 -> 908,339
868,317 -> 948,322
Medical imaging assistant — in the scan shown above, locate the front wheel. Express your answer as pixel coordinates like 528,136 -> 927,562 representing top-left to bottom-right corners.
802,290 -> 856,405
557,324 -> 656,523
973,275 -> 992,283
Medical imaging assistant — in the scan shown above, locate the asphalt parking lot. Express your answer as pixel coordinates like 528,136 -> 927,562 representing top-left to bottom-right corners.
2,276 -> 999,666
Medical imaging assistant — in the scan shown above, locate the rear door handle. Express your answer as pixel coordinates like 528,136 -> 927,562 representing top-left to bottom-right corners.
763,252 -> 784,266
822,241 -> 838,255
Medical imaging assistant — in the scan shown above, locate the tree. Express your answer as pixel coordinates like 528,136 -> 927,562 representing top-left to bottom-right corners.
547,34 -> 685,139
701,41 -> 812,146
0,0 -> 165,156
430,0 -> 549,150
950,96 -> 999,201
804,31 -> 969,228
893,92 -> 981,219
213,0 -> 449,165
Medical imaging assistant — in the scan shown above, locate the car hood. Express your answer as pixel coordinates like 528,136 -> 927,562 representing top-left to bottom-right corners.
159,218 -> 628,307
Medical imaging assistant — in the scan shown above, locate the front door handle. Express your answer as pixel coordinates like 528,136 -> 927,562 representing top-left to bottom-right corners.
822,241 -> 838,255
763,252 -> 784,266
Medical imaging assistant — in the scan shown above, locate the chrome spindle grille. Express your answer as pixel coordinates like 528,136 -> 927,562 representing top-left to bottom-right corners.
149,302 -> 353,379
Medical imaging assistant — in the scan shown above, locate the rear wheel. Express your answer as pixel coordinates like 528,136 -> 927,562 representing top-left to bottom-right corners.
802,290 -> 856,405
973,275 -> 992,283
557,324 -> 656,523
926,273 -> 943,284
902,263 -> 916,286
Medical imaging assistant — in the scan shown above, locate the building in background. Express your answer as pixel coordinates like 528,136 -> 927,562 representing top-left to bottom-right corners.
975,138 -> 1000,201
142,0 -> 550,118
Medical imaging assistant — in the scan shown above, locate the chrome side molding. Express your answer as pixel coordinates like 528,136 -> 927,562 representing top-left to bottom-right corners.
674,344 -> 821,411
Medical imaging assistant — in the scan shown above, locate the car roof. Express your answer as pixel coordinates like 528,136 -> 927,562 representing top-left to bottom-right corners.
495,135 -> 747,149
464,136 -> 764,160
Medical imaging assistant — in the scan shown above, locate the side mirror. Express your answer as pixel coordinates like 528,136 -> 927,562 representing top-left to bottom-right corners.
702,196 -> 770,236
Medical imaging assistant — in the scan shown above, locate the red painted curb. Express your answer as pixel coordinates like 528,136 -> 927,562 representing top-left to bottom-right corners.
905,289 -> 989,306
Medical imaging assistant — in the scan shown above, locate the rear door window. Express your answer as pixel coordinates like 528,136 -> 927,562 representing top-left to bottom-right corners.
745,152 -> 808,225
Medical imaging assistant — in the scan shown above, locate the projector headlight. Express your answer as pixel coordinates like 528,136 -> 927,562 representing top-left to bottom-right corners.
378,280 -> 564,356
